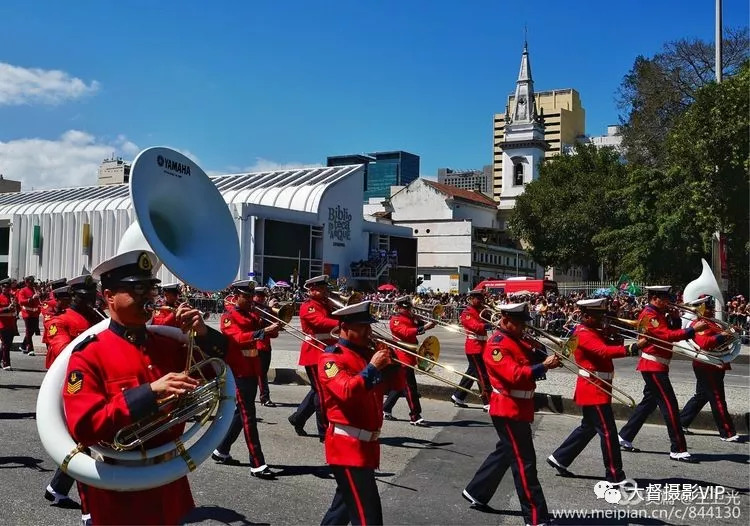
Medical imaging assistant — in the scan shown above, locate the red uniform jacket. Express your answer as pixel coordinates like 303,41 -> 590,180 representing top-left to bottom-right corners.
41,297 -> 58,344
484,330 -> 546,422
221,307 -> 263,377
63,324 -> 226,525
45,308 -> 97,369
298,298 -> 338,367
254,307 -> 280,352
461,305 -> 489,355
636,305 -> 694,373
151,304 -> 179,327
0,293 -> 18,333
572,325 -> 627,406
17,286 -> 41,319
691,319 -> 730,371
389,312 -> 424,366
318,340 -> 397,469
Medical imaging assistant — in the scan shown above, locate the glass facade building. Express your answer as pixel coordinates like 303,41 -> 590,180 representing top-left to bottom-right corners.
327,151 -> 420,202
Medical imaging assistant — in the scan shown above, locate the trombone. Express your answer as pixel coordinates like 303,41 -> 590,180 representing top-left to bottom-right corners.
524,325 -> 636,407
411,303 -> 472,337
669,302 -> 741,358
605,316 -> 728,367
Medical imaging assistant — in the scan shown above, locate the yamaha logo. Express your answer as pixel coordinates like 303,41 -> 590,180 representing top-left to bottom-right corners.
157,155 -> 165,167
158,155 -> 192,177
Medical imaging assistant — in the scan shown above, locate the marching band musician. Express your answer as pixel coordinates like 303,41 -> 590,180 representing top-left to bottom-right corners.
451,290 -> 492,410
0,278 -> 18,370
253,286 -> 279,407
43,274 -> 101,516
151,283 -> 181,327
288,275 -> 338,437
383,295 -> 435,426
43,285 -> 72,368
680,295 -> 739,442
211,280 -> 278,479
63,250 -> 228,525
41,278 -> 67,350
17,275 -> 42,356
462,303 -> 560,526
618,286 -> 707,462
319,300 -> 401,525
547,298 -> 645,483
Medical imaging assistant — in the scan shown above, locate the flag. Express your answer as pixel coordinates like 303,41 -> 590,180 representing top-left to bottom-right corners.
616,274 -> 631,291
267,277 -> 276,288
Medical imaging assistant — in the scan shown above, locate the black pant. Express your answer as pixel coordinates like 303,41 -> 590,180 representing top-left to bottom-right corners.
680,366 -> 736,438
620,372 -> 687,453
216,376 -> 266,468
258,351 -> 272,403
321,466 -> 382,526
0,329 -> 13,367
383,367 -> 422,421
290,365 -> 327,435
49,468 -> 75,496
453,353 -> 490,404
552,404 -> 625,482
22,316 -> 39,350
465,417 -> 549,526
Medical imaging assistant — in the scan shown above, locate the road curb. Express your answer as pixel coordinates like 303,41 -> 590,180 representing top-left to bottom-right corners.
271,367 -> 749,435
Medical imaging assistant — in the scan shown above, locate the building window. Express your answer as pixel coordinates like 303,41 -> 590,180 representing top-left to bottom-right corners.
414,229 -> 419,234
513,163 -> 524,186
426,229 -> 431,233
423,273 -> 431,280
462,274 -> 468,282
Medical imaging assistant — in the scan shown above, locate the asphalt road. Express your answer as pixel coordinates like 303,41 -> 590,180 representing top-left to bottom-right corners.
1,351 -> 749,526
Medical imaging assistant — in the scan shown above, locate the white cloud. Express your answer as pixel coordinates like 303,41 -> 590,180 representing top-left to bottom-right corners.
0,62 -> 99,106
209,157 -> 322,176
0,131 -> 139,190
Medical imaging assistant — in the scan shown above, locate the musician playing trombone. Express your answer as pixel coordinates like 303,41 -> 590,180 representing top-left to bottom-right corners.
679,295 -> 739,442
547,298 -> 645,483
451,290 -> 492,409
462,303 -> 560,526
618,286 -> 707,462
383,295 -> 436,426
253,286 -> 279,407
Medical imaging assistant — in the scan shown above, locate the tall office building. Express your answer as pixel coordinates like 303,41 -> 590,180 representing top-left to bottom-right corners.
97,157 -> 131,186
437,165 -> 493,196
327,151 -> 420,202
492,81 -> 585,201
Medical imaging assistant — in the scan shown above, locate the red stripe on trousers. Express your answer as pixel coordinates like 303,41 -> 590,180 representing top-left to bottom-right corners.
504,421 -> 539,526
345,468 -> 367,525
651,374 -> 685,451
238,389 -> 261,466
470,354 -> 488,396
707,374 -> 733,436
595,405 -> 617,481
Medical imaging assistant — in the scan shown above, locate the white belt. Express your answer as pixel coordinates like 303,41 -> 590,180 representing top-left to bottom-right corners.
640,353 -> 671,366
22,307 -> 39,313
578,369 -> 614,381
305,334 -> 333,341
492,387 -> 535,399
467,335 -> 487,341
332,424 -> 380,442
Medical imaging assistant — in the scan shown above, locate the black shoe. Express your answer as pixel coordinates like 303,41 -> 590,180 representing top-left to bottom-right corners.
261,400 -> 277,408
250,466 -> 275,479
45,487 -> 79,509
288,414 -> 307,436
383,412 -> 397,421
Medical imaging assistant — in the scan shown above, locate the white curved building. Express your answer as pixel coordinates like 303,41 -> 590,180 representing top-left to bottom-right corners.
0,165 -> 416,289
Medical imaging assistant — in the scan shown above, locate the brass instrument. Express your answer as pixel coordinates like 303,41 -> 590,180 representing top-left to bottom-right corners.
669,302 -> 740,358
154,304 -> 211,320
524,325 -> 636,407
328,290 -> 363,310
412,303 -> 472,336
605,316 -> 727,368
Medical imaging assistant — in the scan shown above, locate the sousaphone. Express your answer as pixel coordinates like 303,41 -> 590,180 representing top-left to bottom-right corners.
36,147 -> 240,491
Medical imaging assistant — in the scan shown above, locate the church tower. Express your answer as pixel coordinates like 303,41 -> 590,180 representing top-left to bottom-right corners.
497,41 -> 548,211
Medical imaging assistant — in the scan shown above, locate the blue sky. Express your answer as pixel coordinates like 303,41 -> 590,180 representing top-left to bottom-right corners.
0,0 -> 747,189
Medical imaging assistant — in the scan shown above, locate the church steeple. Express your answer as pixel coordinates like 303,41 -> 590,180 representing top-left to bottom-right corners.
511,40 -> 538,125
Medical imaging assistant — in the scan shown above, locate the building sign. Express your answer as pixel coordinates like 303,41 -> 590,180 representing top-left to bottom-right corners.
449,274 -> 459,293
328,205 -> 351,247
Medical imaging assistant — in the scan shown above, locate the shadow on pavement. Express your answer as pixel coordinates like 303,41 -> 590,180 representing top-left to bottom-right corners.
183,505 -> 269,525
0,384 -> 42,391
0,411 -> 36,420
272,464 -> 334,479
0,456 -> 52,472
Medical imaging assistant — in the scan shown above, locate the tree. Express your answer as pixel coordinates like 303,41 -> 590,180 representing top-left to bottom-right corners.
597,62 -> 749,290
508,145 -> 626,273
617,28 -> 748,166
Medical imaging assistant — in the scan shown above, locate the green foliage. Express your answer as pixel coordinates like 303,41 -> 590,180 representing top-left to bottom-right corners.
508,144 -> 625,273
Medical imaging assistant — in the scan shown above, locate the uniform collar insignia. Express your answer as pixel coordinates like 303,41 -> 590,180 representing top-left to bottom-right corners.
109,319 -> 147,346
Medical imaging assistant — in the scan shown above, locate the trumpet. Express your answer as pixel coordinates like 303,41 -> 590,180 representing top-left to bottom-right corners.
152,303 -> 212,320
524,325 -> 636,407
605,316 -> 728,368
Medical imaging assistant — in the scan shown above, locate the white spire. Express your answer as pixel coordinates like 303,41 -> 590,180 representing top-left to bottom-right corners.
511,40 -> 537,124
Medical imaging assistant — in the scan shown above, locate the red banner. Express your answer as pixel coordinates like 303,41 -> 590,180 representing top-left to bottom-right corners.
719,233 -> 729,279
